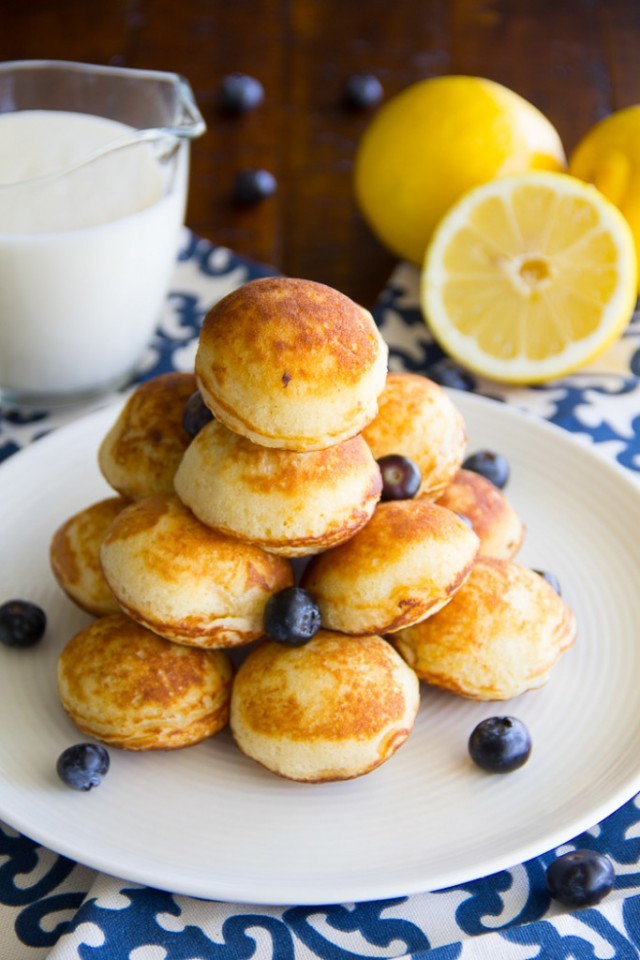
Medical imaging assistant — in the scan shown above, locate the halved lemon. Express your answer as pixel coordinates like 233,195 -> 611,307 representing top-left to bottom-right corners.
420,171 -> 638,383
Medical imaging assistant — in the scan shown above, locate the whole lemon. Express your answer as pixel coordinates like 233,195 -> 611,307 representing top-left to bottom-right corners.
353,75 -> 566,265
569,105 -> 640,291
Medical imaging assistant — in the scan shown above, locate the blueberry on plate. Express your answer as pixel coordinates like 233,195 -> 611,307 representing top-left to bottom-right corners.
462,449 -> 510,489
343,73 -> 384,109
378,454 -> 422,501
427,357 -> 475,391
233,168 -> 277,204
57,743 -> 110,791
218,72 -> 264,113
455,512 -> 474,529
0,599 -> 46,648
183,390 -> 214,438
468,716 -> 531,773
264,587 -> 321,646
546,848 -> 615,907
533,569 -> 562,595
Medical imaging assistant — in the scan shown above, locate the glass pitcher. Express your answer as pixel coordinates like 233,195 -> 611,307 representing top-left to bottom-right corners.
0,59 -> 206,409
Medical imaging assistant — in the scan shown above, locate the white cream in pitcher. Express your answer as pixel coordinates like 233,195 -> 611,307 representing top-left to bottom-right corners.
0,110 -> 188,399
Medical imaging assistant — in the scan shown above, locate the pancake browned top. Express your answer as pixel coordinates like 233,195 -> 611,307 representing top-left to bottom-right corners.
435,468 -> 525,559
100,494 -> 294,647
58,612 -> 233,750
362,372 -> 467,499
392,557 -> 577,700
230,630 -> 420,782
174,418 -> 382,556
98,372 -> 196,500
50,496 -> 129,616
195,277 -> 388,450
300,499 -> 480,635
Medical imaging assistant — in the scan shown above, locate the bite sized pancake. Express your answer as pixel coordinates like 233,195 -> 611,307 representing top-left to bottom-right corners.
434,469 -> 525,560
58,613 -> 233,750
195,276 -> 388,451
300,500 -> 480,635
98,371 -> 196,500
100,494 -> 294,647
230,630 -> 420,782
392,557 -> 577,700
361,372 -> 467,499
50,496 -> 129,616
174,419 -> 382,557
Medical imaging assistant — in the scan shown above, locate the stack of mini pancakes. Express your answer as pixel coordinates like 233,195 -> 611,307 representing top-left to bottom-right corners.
50,277 -> 577,782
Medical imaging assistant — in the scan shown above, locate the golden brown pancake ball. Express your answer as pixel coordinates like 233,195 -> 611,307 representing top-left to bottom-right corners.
173,419 -> 382,557
392,557 -> 577,700
230,630 -> 420,782
98,371 -> 197,500
434,469 -> 525,560
300,500 -> 480,635
194,276 -> 388,451
361,372 -> 467,499
99,494 -> 294,648
49,496 -> 129,617
57,613 -> 233,750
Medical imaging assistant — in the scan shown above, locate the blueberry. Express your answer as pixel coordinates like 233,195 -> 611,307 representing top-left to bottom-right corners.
546,848 -> 615,907
455,512 -> 474,529
183,390 -> 213,438
468,716 -> 531,773
233,169 -> 277,205
0,599 -> 46,648
343,73 -> 383,109
378,454 -> 422,501
462,450 -> 510,489
218,73 -> 264,114
427,358 -> 475,391
264,587 -> 321,646
533,569 -> 562,595
56,743 -> 110,791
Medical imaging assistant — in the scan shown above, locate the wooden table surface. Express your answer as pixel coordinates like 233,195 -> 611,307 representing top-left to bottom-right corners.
2,0 -> 640,309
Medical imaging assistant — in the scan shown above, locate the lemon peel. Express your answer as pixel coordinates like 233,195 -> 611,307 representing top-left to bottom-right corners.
354,75 -> 566,265
570,105 -> 640,292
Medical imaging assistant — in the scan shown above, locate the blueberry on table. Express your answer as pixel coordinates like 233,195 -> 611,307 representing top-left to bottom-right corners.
546,848 -> 615,908
0,599 -> 46,648
183,390 -> 213,438
218,73 -> 264,114
57,743 -> 110,791
468,716 -> 531,773
233,169 -> 277,205
462,450 -> 510,489
378,454 -> 422,501
343,73 -> 384,109
427,357 -> 475,391
264,587 -> 321,646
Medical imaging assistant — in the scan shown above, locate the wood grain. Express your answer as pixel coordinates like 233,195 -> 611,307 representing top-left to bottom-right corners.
1,0 -> 638,306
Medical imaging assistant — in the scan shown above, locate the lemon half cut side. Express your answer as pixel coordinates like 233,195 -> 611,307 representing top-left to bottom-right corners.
420,172 -> 638,384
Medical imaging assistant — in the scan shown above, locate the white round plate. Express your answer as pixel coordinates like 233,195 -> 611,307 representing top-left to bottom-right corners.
1,391 -> 640,906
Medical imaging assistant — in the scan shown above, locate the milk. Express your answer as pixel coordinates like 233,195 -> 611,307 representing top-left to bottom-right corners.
0,110 -> 188,404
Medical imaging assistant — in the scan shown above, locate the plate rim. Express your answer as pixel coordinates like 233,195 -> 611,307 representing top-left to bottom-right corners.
1,390 -> 640,905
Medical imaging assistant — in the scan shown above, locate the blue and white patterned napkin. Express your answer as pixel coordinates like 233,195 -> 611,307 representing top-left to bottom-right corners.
1,232 -> 640,959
